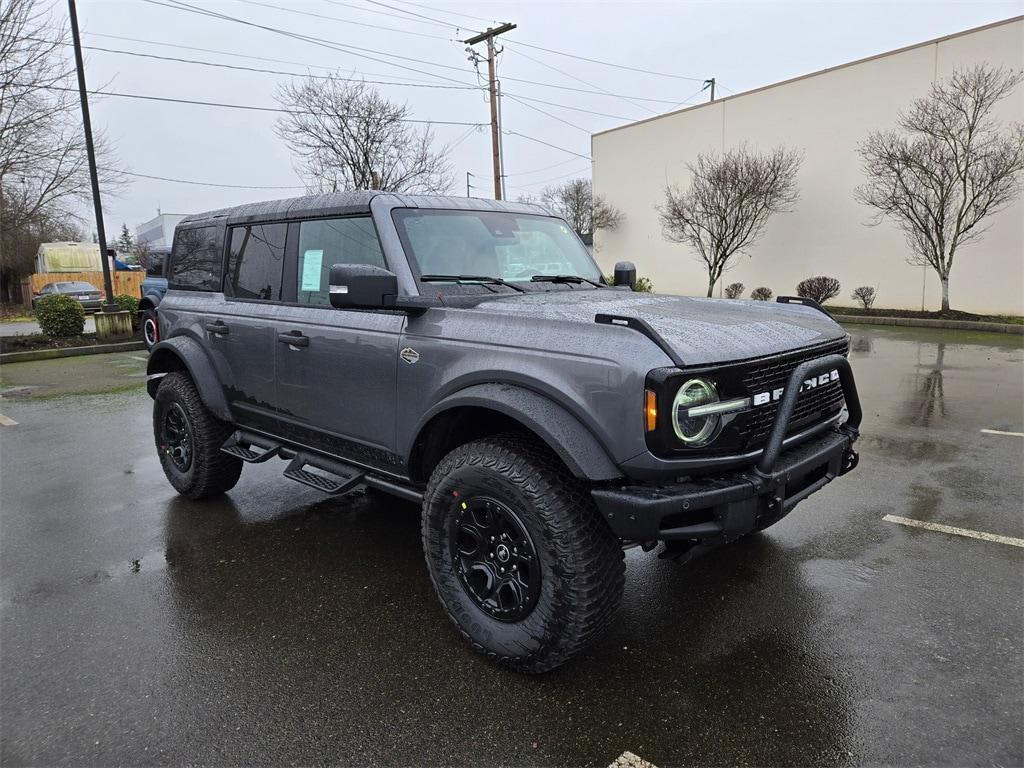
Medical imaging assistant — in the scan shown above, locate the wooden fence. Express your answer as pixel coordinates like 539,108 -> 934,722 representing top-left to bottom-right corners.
20,271 -> 146,308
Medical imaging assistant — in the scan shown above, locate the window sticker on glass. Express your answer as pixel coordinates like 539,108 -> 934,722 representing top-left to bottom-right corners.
301,249 -> 324,291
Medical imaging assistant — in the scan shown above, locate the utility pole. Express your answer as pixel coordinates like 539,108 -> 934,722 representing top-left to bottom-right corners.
704,77 -> 716,102
463,23 -> 516,200
466,171 -> 474,197
67,0 -> 116,314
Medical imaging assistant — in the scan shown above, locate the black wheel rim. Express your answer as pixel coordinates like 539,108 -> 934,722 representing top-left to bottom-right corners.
450,496 -> 541,622
161,402 -> 193,472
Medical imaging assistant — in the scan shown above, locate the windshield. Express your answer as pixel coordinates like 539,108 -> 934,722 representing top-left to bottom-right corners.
392,209 -> 601,286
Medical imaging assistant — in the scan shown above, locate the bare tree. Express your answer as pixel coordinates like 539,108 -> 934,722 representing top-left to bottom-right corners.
724,282 -> 745,299
593,194 -> 624,232
275,75 -> 453,195
658,145 -> 801,297
797,275 -> 841,304
851,285 -> 877,310
856,65 -> 1024,312
541,178 -> 624,235
750,286 -> 773,301
0,0 -> 125,301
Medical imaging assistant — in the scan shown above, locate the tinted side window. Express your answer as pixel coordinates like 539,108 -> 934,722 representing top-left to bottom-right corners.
225,223 -> 288,301
169,226 -> 222,291
296,217 -> 384,306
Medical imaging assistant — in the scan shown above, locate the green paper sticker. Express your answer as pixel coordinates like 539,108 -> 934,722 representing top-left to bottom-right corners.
301,249 -> 323,291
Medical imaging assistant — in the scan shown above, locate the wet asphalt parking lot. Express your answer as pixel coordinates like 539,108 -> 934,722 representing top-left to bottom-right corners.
1,325 -> 1021,767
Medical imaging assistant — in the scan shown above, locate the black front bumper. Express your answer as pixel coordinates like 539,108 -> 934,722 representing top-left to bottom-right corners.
593,353 -> 862,544
593,426 -> 858,542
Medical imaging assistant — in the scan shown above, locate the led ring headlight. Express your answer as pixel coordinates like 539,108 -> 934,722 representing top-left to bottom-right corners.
671,378 -> 720,446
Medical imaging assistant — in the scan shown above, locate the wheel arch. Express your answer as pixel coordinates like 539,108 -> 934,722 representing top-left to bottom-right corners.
146,336 -> 232,422
408,383 -> 622,484
139,294 -> 161,312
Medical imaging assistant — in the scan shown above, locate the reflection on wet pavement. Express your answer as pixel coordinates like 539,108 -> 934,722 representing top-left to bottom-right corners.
1,326 -> 1021,766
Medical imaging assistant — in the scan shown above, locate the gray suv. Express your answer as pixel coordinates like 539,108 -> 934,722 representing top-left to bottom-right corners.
147,192 -> 861,673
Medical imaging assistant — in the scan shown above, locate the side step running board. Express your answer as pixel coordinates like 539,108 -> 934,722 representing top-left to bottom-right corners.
221,432 -> 282,463
283,454 -> 366,496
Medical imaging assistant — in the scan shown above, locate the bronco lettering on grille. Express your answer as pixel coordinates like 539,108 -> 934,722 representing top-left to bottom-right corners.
751,369 -> 840,406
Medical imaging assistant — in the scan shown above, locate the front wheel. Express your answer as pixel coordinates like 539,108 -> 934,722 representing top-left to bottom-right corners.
422,435 -> 624,673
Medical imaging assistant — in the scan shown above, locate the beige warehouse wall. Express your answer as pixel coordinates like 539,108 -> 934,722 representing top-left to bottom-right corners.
593,18 -> 1024,315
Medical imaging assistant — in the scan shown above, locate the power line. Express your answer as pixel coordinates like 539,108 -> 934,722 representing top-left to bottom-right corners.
508,165 -> 591,190
320,0 -> 454,30
505,93 -> 590,134
233,0 -> 454,41
505,131 -> 590,160
386,0 -> 495,26
361,0 -> 480,33
503,40 -> 706,82
63,37 -> 637,122
39,38 -> 482,92
114,168 -> 304,189
141,0 -> 475,86
32,83 -> 485,125
503,45 -> 655,116
505,156 -> 581,177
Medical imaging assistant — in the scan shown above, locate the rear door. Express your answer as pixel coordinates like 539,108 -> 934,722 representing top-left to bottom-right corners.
272,216 -> 404,467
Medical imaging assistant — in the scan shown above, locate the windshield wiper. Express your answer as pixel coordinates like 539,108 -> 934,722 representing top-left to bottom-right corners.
420,274 -> 525,293
530,274 -> 605,288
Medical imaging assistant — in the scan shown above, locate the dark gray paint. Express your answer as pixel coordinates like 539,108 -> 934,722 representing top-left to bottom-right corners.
152,192 -> 851,482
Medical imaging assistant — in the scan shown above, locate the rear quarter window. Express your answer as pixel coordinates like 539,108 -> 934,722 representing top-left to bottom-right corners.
168,225 -> 223,291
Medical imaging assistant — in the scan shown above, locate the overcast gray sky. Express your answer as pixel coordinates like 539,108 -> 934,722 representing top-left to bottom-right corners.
70,0 -> 1021,232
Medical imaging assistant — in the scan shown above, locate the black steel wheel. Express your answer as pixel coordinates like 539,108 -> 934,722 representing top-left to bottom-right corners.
451,496 -> 541,622
422,434 -> 625,674
161,402 -> 193,472
153,372 -> 242,499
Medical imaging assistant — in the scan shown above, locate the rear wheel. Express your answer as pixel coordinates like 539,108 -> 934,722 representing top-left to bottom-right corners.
422,435 -> 624,673
154,372 -> 242,499
142,308 -> 159,350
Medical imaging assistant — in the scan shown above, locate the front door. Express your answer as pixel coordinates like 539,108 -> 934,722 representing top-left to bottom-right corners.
273,216 -> 405,469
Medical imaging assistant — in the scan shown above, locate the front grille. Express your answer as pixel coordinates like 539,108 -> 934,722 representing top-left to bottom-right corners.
735,339 -> 849,449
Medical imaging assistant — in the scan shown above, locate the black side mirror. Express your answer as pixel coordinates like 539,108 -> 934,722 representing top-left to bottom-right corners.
613,261 -> 637,290
329,264 -> 398,309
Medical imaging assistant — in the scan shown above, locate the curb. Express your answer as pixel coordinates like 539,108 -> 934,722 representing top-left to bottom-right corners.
834,314 -> 1023,334
0,340 -> 146,364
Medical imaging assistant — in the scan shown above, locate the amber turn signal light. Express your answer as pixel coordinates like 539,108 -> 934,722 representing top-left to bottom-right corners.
645,389 -> 658,432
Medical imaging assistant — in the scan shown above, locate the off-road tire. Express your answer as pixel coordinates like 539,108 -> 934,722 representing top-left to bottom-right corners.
142,308 -> 159,350
154,372 -> 242,499
422,434 -> 625,673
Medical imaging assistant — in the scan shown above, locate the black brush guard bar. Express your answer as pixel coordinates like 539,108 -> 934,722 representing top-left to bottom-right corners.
755,353 -> 860,475
592,353 -> 862,543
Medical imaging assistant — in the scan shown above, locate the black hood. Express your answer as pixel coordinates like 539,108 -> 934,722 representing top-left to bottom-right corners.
470,290 -> 848,366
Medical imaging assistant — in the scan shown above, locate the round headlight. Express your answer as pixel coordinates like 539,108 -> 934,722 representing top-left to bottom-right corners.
671,378 -> 720,446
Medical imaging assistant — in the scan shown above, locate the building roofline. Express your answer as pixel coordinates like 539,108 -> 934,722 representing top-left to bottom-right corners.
592,14 -> 1024,140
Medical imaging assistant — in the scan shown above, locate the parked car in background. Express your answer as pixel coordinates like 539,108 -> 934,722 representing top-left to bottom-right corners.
138,247 -> 170,349
32,281 -> 103,311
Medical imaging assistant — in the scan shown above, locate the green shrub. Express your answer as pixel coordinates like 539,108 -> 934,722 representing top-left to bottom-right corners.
34,293 -> 85,337
114,294 -> 140,329
605,274 -> 654,292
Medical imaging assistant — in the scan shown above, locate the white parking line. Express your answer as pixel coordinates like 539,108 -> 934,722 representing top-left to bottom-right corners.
0,414 -> 18,427
883,515 -> 1024,548
980,428 -> 1024,437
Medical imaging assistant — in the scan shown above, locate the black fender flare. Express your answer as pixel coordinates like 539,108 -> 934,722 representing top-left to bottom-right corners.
413,383 -> 622,481
139,294 -> 161,312
146,335 -> 232,422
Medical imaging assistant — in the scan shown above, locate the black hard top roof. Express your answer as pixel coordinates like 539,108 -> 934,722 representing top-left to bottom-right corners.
178,191 -> 551,228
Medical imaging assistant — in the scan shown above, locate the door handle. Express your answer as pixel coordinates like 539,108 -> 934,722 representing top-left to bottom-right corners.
205,320 -> 229,335
278,331 -> 309,347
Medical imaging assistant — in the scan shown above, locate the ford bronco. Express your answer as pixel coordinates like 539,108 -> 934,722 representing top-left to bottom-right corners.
147,192 -> 861,673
